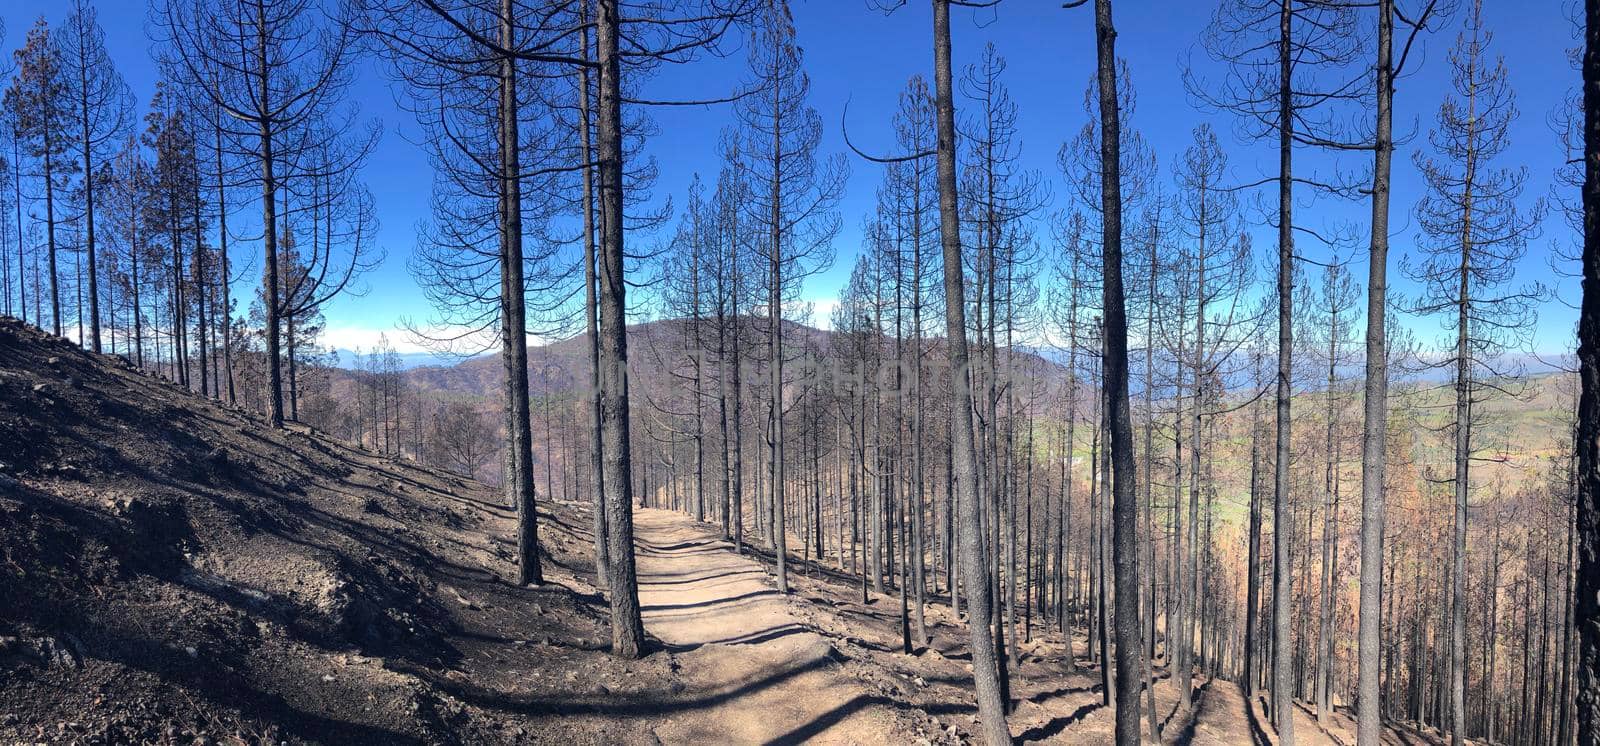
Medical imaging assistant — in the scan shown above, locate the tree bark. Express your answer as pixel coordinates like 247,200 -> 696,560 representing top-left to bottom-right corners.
1246,351 -> 1264,700
596,0 -> 644,658
73,32 -> 101,353
769,86 -> 788,593
1317,312 -> 1339,727
215,124 -> 235,405
1271,0 -> 1296,741
912,191 -> 929,645
499,0 -> 541,588
578,13 -> 608,588
1091,3 -> 1143,740
931,2 -> 1008,741
1358,2 -> 1395,743
1575,3 -> 1600,743
1181,187 -> 1207,714
252,0 -> 285,429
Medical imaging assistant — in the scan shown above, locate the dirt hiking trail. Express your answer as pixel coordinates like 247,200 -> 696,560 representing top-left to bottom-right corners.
626,504 -> 1457,745
633,508 -> 901,744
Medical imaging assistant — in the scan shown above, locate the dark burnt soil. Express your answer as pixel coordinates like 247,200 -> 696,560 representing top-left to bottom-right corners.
0,318 -> 667,745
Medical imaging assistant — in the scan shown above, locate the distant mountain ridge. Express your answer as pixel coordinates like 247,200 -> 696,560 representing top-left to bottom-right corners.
326,316 -> 1067,401
328,348 -> 483,371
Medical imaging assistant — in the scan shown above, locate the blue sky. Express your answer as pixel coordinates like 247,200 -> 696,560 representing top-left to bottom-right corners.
5,0 -> 1581,356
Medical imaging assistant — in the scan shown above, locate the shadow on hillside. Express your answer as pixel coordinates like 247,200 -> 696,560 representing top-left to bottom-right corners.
1015,700 -> 1104,742
0,485 -> 432,745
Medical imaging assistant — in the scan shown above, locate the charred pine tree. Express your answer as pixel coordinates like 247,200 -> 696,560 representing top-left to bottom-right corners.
1049,214 -> 1088,662
195,94 -> 238,405
592,0 -> 753,658
594,0 -> 640,642
714,146 -> 752,554
494,0 -> 542,587
734,0 -> 844,595
932,0 -> 1008,740
1244,343 -> 1268,698
1192,2 -> 1372,737
648,176 -> 715,526
365,0 -> 572,590
103,140 -> 152,368
960,43 -> 1044,681
143,86 -> 199,388
576,12 -> 610,587
1354,3 -> 1443,741
1407,4 -> 1545,740
1310,255 -> 1357,727
893,76 -> 937,647
1577,4 -> 1600,742
1079,0 -> 1144,741
4,19 -> 75,338
60,0 -> 131,354
158,0 -> 364,428
1170,123 -> 1250,714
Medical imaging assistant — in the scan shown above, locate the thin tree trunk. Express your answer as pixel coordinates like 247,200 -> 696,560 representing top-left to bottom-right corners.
932,2 -> 1007,740
1445,29 -> 1484,742
1271,0 -> 1297,741
1487,505 -> 1502,743
1318,319 -> 1339,726
255,5 -> 284,428
578,13 -> 609,587
768,71 -> 788,592
1143,220 -> 1158,673
169,188 -> 186,388
215,124 -> 234,405
912,229 -> 928,645
13,138 -> 26,329
1090,2 -> 1143,741
498,0 -> 540,588
1090,395 -> 1108,698
1558,491 -> 1576,746
76,47 -> 101,352
731,233 -> 745,555
192,167 -> 208,399
1358,2 -> 1396,743
1062,286 -> 1078,671
1182,219 -> 1206,714
44,116 -> 61,338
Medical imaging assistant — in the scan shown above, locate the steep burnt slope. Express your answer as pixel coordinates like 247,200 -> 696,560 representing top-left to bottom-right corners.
0,318 -> 664,745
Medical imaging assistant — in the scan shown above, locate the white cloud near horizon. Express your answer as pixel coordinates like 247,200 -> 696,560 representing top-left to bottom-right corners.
322,323 -> 570,358
803,298 -> 839,330
321,324 -> 475,356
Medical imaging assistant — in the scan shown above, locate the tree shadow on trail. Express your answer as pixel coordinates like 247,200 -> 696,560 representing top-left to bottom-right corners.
759,693 -> 897,745
635,540 -> 708,553
660,623 -> 810,653
412,651 -> 837,719
640,568 -> 763,587
639,588 -> 777,613
1165,679 -> 1229,746
1237,687 -> 1274,746
1025,682 -> 1096,706
1014,700 -> 1104,742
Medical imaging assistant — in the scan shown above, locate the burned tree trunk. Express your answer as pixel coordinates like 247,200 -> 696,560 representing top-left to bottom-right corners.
498,0 -> 541,588
1089,0 -> 1145,742
596,0 -> 644,658
931,1 -> 1008,741
1574,1 -> 1600,742
1359,3 -> 1395,743
578,11 -> 609,589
